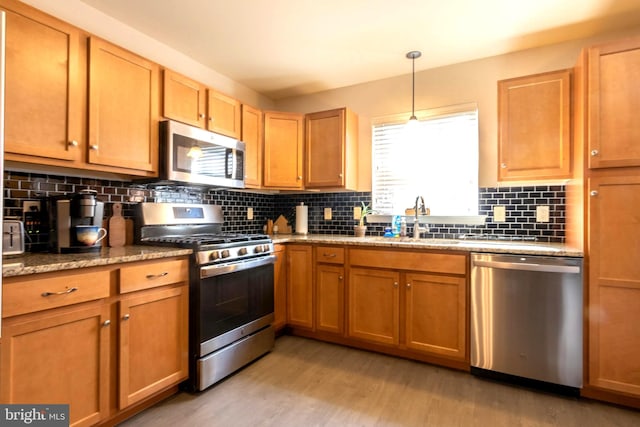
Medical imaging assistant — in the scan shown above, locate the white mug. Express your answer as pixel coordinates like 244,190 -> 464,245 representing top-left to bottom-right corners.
75,225 -> 108,246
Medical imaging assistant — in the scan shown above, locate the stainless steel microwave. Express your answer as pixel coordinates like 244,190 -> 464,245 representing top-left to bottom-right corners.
158,120 -> 245,188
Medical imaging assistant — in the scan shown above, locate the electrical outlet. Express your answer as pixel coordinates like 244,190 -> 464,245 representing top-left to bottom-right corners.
247,207 -> 254,220
493,205 -> 506,222
353,206 -> 361,221
536,206 -> 550,222
324,208 -> 332,221
23,200 -> 40,213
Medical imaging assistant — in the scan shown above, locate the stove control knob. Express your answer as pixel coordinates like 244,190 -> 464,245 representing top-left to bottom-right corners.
254,245 -> 263,254
263,245 -> 271,253
238,247 -> 248,256
209,251 -> 220,261
221,250 -> 230,258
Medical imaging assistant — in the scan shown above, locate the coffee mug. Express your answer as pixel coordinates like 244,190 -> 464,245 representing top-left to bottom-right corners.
75,225 -> 108,246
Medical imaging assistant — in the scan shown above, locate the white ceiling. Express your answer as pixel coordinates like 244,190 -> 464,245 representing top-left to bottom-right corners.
79,0 -> 640,100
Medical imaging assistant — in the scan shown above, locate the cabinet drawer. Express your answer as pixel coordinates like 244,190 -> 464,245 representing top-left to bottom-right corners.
349,248 -> 466,275
120,258 -> 189,293
316,246 -> 345,264
3,270 -> 111,318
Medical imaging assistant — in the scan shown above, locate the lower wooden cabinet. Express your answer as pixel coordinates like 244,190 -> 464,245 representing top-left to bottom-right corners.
273,244 -> 287,331
315,264 -> 344,334
286,245 -> 313,328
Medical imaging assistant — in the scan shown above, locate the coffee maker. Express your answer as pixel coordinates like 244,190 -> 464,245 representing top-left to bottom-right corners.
48,190 -> 105,253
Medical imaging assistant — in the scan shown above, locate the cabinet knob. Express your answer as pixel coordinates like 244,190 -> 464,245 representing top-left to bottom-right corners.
500,163 -> 507,169
122,314 -> 130,321
68,140 -> 78,147
90,144 -> 99,151
338,276 -> 343,280
406,283 -> 411,288
339,173 -> 343,178
199,113 -> 205,119
102,320 -> 111,327
393,282 -> 399,288
209,116 -> 214,122
591,149 -> 599,156
297,176 -> 302,180
590,190 -> 598,197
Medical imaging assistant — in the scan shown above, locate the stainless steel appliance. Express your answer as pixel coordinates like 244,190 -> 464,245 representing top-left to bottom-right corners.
3,219 -> 25,256
136,202 -> 275,391
47,189 -> 105,253
470,253 -> 583,392
153,120 -> 245,188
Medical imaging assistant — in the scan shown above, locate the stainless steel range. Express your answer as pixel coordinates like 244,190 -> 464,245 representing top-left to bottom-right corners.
135,202 -> 275,391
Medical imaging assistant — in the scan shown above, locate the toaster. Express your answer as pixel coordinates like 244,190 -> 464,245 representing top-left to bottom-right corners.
3,219 -> 25,256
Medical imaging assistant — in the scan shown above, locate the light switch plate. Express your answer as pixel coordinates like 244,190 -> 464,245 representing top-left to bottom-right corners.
324,208 -> 332,220
536,206 -> 550,222
493,206 -> 506,222
247,207 -> 254,220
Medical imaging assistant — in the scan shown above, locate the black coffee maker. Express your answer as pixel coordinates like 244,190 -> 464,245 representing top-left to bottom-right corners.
48,189 -> 105,253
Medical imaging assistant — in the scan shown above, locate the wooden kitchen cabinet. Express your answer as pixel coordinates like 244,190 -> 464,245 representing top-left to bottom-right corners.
263,111 -> 305,189
305,108 -> 359,190
497,69 -> 572,181
586,174 -> 640,399
315,246 -> 345,334
286,244 -> 313,328
242,104 -> 264,188
163,69 -> 207,128
587,36 -> 640,169
2,0 -> 84,165
88,37 -> 159,175
273,244 -> 287,331
207,89 -> 241,139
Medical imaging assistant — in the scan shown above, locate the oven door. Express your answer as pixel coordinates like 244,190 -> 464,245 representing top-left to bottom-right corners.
198,256 -> 275,356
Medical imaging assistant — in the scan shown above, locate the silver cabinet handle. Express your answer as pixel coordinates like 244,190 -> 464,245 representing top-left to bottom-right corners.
590,190 -> 598,196
68,140 -> 78,147
102,320 -> 111,327
90,144 -> 99,150
322,253 -> 337,258
42,287 -> 78,297
146,272 -> 169,279
122,314 -> 130,321
591,149 -> 599,156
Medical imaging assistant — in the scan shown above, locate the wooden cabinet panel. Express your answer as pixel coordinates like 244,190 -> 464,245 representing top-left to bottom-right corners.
286,245 -> 313,328
588,37 -> 640,169
0,303 -> 110,427
3,1 -> 83,162
207,89 -> 241,138
305,108 -> 359,189
316,264 -> 344,334
587,175 -> 640,396
263,111 -> 304,189
118,285 -> 189,408
405,273 -> 466,359
348,267 -> 399,345
316,246 -> 345,264
498,69 -> 572,181
242,104 -> 263,188
273,244 -> 287,330
349,248 -> 466,275
119,258 -> 189,293
163,69 -> 206,128
88,37 -> 159,175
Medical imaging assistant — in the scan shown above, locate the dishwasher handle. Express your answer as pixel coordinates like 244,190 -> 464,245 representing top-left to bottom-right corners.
472,259 -> 580,274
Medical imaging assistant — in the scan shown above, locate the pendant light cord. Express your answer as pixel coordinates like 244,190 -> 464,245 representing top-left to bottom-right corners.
406,51 -> 421,121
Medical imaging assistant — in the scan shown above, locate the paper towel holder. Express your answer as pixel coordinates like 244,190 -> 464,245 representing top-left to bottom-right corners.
295,202 -> 308,235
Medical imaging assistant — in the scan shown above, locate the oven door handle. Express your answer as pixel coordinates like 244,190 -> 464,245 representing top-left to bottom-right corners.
200,255 -> 276,278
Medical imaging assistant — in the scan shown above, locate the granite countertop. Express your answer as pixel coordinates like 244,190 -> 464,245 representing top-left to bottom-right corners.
270,234 -> 583,257
2,246 -> 193,278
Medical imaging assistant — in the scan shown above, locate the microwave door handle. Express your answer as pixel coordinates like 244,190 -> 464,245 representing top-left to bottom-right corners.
225,148 -> 233,179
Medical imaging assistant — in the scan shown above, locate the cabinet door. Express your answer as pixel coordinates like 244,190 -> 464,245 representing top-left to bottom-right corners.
588,175 -> 640,396
273,244 -> 287,331
118,285 -> 189,408
405,273 -> 466,360
0,303 -> 110,427
88,37 -> 159,174
305,108 -> 345,188
3,3 -> 83,162
207,89 -> 241,138
316,264 -> 344,334
498,69 -> 572,181
163,69 -> 206,128
348,267 -> 399,345
263,111 -> 304,189
286,245 -> 313,328
242,104 -> 263,188
588,37 -> 640,169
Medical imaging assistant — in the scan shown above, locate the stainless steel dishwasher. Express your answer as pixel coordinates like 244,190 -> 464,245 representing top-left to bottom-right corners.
470,253 -> 583,392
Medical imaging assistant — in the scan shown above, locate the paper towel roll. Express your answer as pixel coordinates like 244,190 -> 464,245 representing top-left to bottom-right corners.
295,203 -> 308,235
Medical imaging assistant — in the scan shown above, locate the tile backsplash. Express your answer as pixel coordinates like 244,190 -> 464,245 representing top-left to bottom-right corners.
3,170 -> 566,252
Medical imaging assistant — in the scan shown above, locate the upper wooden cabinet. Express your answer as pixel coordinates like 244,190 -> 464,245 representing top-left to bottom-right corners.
2,0 -> 84,164
242,104 -> 264,188
88,37 -> 159,175
163,69 -> 242,139
498,69 -> 572,181
587,36 -> 640,169
263,111 -> 305,189
207,89 -> 241,139
305,107 -> 359,190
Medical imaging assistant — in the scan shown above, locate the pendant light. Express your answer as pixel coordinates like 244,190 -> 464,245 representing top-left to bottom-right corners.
406,50 -> 421,126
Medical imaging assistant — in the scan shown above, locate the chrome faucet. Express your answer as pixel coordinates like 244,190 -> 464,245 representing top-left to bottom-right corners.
413,196 -> 428,239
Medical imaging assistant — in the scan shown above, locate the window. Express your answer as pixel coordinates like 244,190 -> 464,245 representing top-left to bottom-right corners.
372,103 -> 479,215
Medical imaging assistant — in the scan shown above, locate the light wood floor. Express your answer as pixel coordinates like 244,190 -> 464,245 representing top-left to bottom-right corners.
121,335 -> 640,427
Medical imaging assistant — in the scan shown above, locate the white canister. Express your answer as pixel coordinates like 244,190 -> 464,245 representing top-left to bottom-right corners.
295,202 -> 308,235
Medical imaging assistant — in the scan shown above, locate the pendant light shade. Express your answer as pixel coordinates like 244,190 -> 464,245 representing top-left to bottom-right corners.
406,50 -> 421,125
